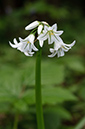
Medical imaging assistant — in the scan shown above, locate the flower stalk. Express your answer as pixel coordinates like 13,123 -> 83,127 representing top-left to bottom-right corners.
9,20 -> 76,129
13,113 -> 19,129
35,45 -> 45,129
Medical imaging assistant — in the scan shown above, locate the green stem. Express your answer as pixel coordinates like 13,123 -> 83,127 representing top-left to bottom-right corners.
35,46 -> 45,129
13,113 -> 19,129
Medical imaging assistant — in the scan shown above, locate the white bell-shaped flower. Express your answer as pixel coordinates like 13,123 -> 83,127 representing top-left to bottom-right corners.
9,34 -> 38,56
37,24 -> 63,45
48,39 -> 76,57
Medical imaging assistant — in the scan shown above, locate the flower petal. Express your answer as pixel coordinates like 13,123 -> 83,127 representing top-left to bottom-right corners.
48,34 -> 54,44
24,52 -> 33,56
32,44 -> 38,51
54,42 -> 61,50
50,35 -> 54,44
39,40 -> 44,47
9,41 -> 17,48
49,48 -> 55,53
52,24 -> 57,31
48,51 -> 57,57
13,38 -> 18,45
55,30 -> 64,36
53,35 -> 63,43
23,44 -> 30,52
29,52 -> 35,55
17,43 -> 26,52
19,37 -> 23,42
28,34 -> 35,44
65,40 -> 76,47
9,41 -> 22,48
61,46 -> 69,52
37,32 -> 47,41
44,25 -> 49,32
57,49 -> 65,57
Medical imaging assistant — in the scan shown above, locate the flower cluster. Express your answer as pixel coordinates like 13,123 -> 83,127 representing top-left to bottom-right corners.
9,20 -> 75,57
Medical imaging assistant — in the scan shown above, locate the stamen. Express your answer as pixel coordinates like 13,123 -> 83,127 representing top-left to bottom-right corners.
27,41 -> 30,44
61,45 -> 68,50
50,32 -> 54,35
48,30 -> 54,35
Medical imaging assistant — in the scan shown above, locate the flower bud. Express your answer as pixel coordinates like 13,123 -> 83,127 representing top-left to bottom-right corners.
25,21 -> 39,30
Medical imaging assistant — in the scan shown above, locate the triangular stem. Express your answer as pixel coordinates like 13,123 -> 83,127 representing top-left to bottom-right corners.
35,46 -> 45,129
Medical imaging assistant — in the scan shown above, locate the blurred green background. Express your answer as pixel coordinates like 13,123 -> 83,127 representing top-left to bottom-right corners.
0,0 -> 85,129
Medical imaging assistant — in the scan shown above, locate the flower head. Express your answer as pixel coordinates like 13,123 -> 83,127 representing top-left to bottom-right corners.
9,34 -> 38,56
9,20 -> 76,58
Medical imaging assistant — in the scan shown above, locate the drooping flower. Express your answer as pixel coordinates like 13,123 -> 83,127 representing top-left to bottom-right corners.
48,39 -> 76,57
37,23 -> 63,46
9,34 -> 38,56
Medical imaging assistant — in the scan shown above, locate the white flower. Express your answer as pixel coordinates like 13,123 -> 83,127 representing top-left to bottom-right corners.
41,21 -> 49,25
37,23 -> 63,45
37,24 -> 44,47
37,21 -> 49,35
48,39 -> 76,58
25,21 -> 39,30
9,34 -> 38,56
38,24 -> 43,35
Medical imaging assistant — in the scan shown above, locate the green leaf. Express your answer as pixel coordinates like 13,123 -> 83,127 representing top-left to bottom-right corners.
23,86 -> 77,105
68,61 -> 85,73
41,61 -> 65,85
13,99 -> 28,113
44,112 -> 61,129
0,103 -> 10,113
62,56 -> 85,74
78,80 -> 85,100
42,87 -> 77,105
44,106 -> 72,120
22,87 -> 77,105
22,89 -> 35,105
